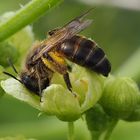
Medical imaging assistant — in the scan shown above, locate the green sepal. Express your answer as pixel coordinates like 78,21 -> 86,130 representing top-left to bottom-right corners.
86,104 -> 111,132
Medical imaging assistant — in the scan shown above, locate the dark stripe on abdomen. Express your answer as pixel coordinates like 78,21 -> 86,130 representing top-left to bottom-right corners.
59,36 -> 81,59
59,35 -> 111,76
92,57 -> 111,76
83,47 -> 105,68
72,38 -> 95,65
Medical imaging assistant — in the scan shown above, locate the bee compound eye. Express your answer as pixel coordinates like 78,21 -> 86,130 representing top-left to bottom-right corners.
20,74 -> 39,93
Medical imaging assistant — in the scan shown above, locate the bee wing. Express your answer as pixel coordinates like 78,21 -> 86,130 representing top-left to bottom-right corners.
32,9 -> 93,62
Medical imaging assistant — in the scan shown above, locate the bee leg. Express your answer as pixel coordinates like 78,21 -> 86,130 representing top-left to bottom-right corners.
37,75 -> 43,102
63,72 -> 72,92
35,65 -> 43,102
63,72 -> 76,97
38,81 -> 42,102
48,28 -> 60,36
67,64 -> 72,72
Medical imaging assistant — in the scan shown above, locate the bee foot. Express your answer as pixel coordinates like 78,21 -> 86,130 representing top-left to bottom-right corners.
71,91 -> 77,97
40,96 -> 43,102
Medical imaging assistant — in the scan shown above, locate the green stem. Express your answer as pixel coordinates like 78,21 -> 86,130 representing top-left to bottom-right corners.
90,131 -> 102,140
90,120 -> 118,140
115,47 -> 140,83
68,122 -> 75,140
103,119 -> 118,140
0,0 -> 63,42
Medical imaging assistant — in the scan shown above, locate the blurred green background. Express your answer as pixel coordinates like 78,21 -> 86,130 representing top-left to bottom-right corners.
0,0 -> 140,139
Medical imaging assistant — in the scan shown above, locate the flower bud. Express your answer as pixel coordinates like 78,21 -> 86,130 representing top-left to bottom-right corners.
0,41 -> 19,67
41,84 -> 81,121
100,77 -> 140,119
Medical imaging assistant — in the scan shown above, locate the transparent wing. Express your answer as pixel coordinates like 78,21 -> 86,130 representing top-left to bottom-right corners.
32,9 -> 93,62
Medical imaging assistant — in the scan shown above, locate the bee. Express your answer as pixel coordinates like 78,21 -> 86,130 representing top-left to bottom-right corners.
4,9 -> 111,97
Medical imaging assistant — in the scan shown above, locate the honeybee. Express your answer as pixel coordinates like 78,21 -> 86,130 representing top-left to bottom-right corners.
4,9 -> 111,97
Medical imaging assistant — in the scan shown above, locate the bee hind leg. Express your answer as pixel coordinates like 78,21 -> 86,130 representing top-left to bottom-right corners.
63,72 -> 72,91
63,73 -> 76,97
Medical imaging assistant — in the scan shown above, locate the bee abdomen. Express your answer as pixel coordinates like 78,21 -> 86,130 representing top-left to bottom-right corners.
92,56 -> 111,76
60,35 -> 111,76
60,36 -> 95,64
83,46 -> 111,76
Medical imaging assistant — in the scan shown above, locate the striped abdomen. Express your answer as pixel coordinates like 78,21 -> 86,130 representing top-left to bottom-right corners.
59,35 -> 111,76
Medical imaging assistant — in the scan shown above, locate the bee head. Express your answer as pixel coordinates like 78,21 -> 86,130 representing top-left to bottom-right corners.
20,72 -> 39,94
20,72 -> 50,95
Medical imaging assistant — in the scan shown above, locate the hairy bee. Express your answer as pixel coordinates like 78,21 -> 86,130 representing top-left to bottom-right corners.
4,9 -> 111,97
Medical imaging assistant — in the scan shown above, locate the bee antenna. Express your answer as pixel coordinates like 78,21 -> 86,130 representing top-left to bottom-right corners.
3,71 -> 22,84
7,58 -> 18,74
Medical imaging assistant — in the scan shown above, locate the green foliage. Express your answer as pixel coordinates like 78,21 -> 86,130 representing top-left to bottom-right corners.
0,41 -> 19,67
0,0 -> 63,41
85,104 -> 118,140
0,11 -> 34,70
0,0 -> 140,140
1,65 -> 103,122
0,65 -> 5,97
0,135 -> 36,140
86,104 -> 111,132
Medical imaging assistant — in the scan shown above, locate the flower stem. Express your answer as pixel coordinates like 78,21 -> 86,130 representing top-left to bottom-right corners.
103,119 -> 118,140
68,122 -> 75,140
90,120 -> 118,140
0,0 -> 63,42
90,131 -> 102,140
